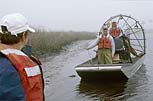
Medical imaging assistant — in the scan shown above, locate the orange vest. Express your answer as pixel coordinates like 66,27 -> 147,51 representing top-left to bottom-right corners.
98,35 -> 111,49
110,28 -> 120,38
0,45 -> 44,101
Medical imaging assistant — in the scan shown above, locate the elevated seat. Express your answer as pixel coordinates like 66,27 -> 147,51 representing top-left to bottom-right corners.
113,37 -> 132,63
113,38 -> 124,63
114,38 -> 124,53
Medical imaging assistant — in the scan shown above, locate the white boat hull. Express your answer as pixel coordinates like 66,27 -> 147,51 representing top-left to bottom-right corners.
75,55 -> 145,81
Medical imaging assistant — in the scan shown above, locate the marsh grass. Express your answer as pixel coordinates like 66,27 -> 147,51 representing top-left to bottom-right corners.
30,30 -> 96,57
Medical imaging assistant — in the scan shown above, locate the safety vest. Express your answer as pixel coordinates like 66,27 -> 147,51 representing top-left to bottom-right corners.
0,45 -> 44,101
98,35 -> 111,49
110,28 -> 120,38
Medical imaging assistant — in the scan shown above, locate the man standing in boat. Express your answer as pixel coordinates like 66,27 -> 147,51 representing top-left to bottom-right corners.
86,26 -> 115,64
109,21 -> 122,39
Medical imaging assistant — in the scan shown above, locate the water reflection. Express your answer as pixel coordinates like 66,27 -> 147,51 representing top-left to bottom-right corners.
76,80 -> 127,100
76,64 -> 147,101
122,64 -> 149,100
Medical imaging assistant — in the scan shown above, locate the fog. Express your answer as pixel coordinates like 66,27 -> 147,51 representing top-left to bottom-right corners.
0,0 -> 153,31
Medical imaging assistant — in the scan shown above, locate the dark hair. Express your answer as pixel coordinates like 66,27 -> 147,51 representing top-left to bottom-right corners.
0,32 -> 28,45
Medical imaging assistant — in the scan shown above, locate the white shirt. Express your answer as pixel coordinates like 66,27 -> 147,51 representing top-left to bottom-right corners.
87,34 -> 115,57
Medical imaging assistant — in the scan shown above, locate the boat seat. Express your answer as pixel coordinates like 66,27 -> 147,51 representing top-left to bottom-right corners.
113,38 -> 132,63
114,38 -> 124,53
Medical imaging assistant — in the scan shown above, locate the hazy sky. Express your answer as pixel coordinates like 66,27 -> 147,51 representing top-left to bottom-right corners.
0,0 -> 153,31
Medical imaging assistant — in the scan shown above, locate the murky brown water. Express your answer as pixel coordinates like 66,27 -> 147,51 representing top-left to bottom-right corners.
42,32 -> 153,101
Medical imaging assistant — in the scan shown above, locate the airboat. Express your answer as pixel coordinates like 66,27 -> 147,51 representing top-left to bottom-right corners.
75,14 -> 146,81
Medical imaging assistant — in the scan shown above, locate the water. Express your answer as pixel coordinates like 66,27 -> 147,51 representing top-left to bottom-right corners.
42,32 -> 153,101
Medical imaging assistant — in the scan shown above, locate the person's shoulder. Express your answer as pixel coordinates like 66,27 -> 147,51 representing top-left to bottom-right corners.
118,27 -> 122,30
0,53 -> 8,60
0,53 -> 14,68
108,34 -> 113,39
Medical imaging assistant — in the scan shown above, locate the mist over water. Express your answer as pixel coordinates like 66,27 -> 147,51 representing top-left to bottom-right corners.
0,0 -> 153,31
42,30 -> 153,101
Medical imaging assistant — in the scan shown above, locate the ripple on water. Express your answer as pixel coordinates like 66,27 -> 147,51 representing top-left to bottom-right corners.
42,34 -> 153,101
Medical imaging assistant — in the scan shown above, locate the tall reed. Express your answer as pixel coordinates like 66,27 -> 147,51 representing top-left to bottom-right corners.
30,30 -> 96,57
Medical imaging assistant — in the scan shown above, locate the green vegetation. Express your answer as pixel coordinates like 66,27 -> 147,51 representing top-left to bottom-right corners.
30,30 -> 96,57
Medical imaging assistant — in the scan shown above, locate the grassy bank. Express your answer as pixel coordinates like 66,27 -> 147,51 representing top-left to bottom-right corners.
30,30 -> 96,57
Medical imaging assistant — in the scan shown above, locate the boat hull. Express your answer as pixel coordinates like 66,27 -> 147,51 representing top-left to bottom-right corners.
75,55 -> 145,81
76,69 -> 127,81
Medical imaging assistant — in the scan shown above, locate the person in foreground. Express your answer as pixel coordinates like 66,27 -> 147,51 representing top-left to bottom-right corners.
0,13 -> 44,101
87,26 -> 115,64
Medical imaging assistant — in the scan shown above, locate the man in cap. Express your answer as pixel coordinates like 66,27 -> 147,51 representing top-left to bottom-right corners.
87,26 -> 115,64
109,22 -> 121,38
0,13 -> 44,101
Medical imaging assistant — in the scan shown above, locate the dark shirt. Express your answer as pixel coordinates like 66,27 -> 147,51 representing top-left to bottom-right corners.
0,53 -> 25,101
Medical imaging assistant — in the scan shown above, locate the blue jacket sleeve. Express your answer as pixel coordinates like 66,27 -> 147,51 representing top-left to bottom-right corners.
0,55 -> 25,101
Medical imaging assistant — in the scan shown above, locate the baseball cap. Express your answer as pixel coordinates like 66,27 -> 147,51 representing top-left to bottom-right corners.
0,13 -> 35,36
103,25 -> 108,30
